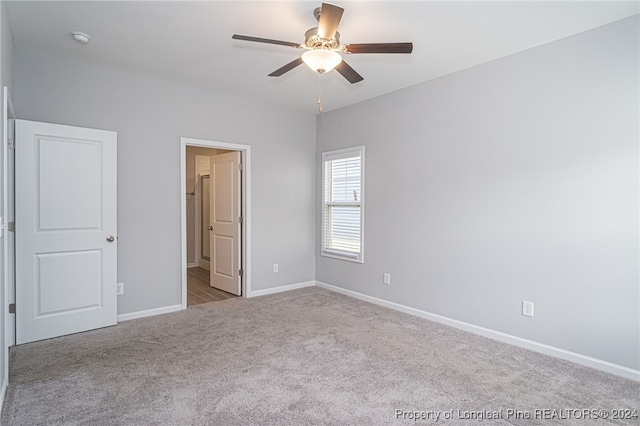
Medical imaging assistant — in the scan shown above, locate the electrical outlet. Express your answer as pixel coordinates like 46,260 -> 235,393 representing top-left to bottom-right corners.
117,283 -> 124,296
522,300 -> 534,317
383,273 -> 391,285
273,264 -> 279,273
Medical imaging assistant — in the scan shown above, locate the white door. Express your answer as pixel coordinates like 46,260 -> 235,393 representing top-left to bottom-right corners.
209,151 -> 241,295
16,120 -> 117,344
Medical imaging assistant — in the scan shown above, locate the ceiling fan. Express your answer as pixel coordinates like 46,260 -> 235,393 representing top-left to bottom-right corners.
232,2 -> 413,84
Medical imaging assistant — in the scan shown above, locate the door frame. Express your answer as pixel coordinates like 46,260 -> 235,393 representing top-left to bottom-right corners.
180,138 -> 251,308
2,86 -> 15,381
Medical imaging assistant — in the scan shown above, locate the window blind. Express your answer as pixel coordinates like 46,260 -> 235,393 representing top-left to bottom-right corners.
322,147 -> 364,262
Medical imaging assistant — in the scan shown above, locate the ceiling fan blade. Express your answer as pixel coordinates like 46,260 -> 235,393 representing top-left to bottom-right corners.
335,60 -> 363,84
317,3 -> 344,40
232,34 -> 302,48
345,43 -> 413,54
268,57 -> 304,77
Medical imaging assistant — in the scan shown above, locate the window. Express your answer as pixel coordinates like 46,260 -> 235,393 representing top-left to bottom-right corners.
322,146 -> 364,262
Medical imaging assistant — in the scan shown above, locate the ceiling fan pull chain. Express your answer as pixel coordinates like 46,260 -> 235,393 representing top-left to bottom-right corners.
317,73 -> 323,113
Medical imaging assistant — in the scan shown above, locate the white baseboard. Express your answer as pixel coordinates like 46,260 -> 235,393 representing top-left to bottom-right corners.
316,281 -> 640,382
0,375 -> 7,415
247,281 -> 316,298
117,304 -> 183,322
187,263 -> 198,268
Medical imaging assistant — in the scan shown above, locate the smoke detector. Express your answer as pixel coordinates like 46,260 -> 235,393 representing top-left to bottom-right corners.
71,31 -> 91,45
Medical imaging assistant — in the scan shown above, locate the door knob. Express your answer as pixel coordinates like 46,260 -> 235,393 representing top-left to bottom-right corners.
207,226 -> 213,231
106,235 -> 115,242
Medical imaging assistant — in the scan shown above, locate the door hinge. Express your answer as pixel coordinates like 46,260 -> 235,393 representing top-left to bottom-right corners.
239,216 -> 243,224
7,140 -> 14,150
8,221 -> 14,232
239,269 -> 243,277
8,303 -> 15,314
238,163 -> 243,171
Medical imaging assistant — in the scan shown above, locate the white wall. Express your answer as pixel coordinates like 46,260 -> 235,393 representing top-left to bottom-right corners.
14,48 -> 317,314
316,17 -> 639,371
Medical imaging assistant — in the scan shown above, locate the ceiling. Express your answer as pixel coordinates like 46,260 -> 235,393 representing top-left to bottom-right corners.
6,1 -> 639,115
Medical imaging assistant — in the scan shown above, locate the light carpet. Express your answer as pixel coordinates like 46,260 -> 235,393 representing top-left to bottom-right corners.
1,287 -> 638,425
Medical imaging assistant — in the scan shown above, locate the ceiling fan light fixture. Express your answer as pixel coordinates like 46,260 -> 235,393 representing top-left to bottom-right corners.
301,49 -> 342,74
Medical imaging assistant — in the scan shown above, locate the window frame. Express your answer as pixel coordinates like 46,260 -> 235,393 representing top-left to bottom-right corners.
321,146 -> 365,263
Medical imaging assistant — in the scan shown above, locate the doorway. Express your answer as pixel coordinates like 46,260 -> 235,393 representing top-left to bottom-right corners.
186,147 -> 238,305
180,138 -> 251,309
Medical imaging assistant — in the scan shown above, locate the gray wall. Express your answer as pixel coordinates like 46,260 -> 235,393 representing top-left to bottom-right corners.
14,48 -> 317,314
1,2 -> 12,95
316,17 -> 639,370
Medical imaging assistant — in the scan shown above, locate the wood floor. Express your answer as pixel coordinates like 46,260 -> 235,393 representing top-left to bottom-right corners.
187,267 -> 238,306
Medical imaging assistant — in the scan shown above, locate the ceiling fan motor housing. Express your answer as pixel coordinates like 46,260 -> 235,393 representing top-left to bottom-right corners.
305,27 -> 340,50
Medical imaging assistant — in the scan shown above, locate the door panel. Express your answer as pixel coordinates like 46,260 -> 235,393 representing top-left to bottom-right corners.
214,161 -> 233,222
209,151 -> 241,295
16,120 -> 117,344
213,235 -> 233,278
38,138 -> 102,230
37,250 -> 102,315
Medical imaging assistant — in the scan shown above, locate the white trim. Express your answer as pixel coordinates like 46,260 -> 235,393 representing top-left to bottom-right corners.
180,137 -> 251,309
187,262 -> 199,268
321,146 -> 365,264
117,304 -> 182,322
0,375 -> 7,415
247,281 -> 316,298
181,141 -> 187,309
2,87 -> 15,388
315,281 -> 640,381
322,146 -> 363,162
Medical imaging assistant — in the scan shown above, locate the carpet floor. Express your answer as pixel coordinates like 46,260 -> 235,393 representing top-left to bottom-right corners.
1,287 -> 638,425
